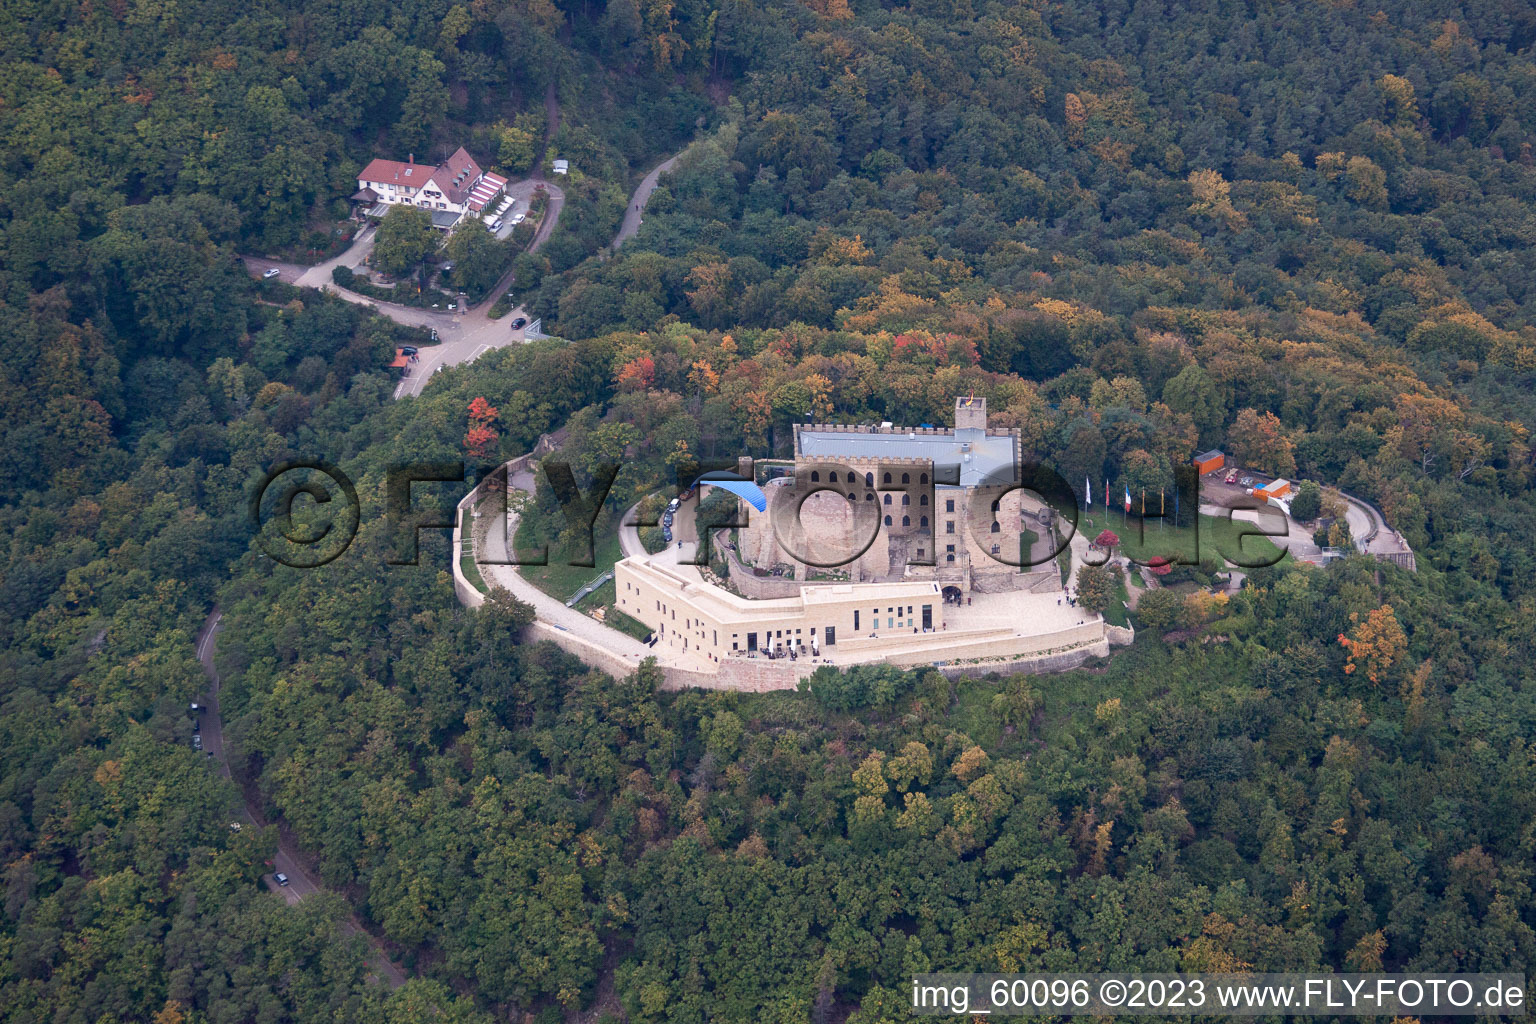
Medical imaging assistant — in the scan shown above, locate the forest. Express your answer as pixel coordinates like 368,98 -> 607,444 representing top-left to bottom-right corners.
3,0 -> 1536,1021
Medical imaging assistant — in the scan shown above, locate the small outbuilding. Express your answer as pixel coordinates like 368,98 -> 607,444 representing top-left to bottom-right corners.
552,159 -> 569,175
1257,478 -> 1291,499
1193,449 -> 1225,474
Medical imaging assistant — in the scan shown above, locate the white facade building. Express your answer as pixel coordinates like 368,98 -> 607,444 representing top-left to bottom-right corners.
356,149 -> 506,230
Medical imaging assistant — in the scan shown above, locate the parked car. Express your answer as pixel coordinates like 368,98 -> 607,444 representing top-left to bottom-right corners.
511,317 -> 527,329
262,267 -> 281,279
400,345 -> 418,356
510,213 -> 526,225
274,872 -> 289,886
192,735 -> 202,751
1239,476 -> 1254,486
1224,472 -> 1239,484
487,219 -> 502,231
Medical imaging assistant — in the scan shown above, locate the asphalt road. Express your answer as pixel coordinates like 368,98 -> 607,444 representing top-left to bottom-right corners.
614,152 -> 684,249
241,146 -> 684,401
195,609 -> 407,988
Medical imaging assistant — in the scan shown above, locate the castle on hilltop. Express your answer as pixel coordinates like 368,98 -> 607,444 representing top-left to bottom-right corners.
613,396 -> 1117,684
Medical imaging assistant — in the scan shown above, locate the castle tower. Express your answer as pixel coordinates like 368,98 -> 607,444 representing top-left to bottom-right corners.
955,394 -> 987,431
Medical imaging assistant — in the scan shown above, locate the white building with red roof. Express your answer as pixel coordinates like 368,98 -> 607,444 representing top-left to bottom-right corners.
356,147 -> 504,230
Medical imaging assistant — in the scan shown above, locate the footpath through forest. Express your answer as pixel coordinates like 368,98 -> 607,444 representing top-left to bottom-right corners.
195,609 -> 409,990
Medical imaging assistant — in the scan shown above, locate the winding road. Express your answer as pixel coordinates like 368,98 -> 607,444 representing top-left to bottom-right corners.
242,143 -> 686,401
613,150 -> 687,249
242,182 -> 560,399
195,609 -> 408,989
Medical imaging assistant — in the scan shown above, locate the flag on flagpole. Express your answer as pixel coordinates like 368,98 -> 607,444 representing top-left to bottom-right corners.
1086,476 -> 1091,509
1160,489 -> 1165,515
1124,484 -> 1132,512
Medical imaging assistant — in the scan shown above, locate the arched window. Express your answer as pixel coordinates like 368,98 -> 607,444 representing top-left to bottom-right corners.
829,471 -> 839,483
920,516 -> 929,528
865,493 -> 874,500
901,472 -> 910,484
920,494 -> 929,506
865,472 -> 874,486
991,521 -> 1000,533
921,473 -> 928,485
902,516 -> 910,527
883,472 -> 891,484
901,494 -> 910,505
883,494 -> 892,505
847,492 -> 856,501
991,499 -> 1001,512
884,515 -> 892,526
810,471 -> 820,482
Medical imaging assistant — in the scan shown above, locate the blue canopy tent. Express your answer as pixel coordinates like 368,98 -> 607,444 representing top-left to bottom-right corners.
693,475 -> 767,512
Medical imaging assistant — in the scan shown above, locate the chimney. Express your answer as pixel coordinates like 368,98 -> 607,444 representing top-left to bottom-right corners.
408,154 -> 414,164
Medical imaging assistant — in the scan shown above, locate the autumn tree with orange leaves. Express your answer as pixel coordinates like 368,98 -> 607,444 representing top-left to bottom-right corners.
1338,605 -> 1407,687
464,397 -> 499,458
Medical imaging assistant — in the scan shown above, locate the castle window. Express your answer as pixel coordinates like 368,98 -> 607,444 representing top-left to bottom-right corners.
991,499 -> 1001,513
946,521 -> 955,534
829,471 -> 838,483
883,494 -> 892,505
883,472 -> 892,484
920,494 -> 928,505
902,516 -> 910,527
865,472 -> 874,486
921,473 -> 928,485
901,494 -> 910,505
901,472 -> 910,484
866,493 -> 873,500
884,515 -> 892,526
920,516 -> 929,528
810,471 -> 820,482
946,498 -> 955,512
991,521 -> 1000,533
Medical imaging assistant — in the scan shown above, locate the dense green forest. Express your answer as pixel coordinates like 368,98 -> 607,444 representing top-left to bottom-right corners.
4,0 -> 1536,1020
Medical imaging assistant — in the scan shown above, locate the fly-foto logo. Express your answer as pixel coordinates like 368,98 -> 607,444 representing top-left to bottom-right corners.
250,458 -> 1288,570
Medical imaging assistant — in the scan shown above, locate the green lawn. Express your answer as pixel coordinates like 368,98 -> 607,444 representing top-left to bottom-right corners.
1088,511 -> 1286,569
515,509 -> 625,602
1104,574 -> 1130,627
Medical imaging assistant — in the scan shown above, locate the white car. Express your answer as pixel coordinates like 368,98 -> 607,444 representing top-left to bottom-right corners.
486,218 -> 502,231
510,213 -> 526,225
274,872 -> 289,886
262,268 -> 281,279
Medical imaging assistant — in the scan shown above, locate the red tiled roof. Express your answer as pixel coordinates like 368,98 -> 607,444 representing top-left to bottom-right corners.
359,147 -> 487,206
432,147 -> 484,206
359,158 -> 431,188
